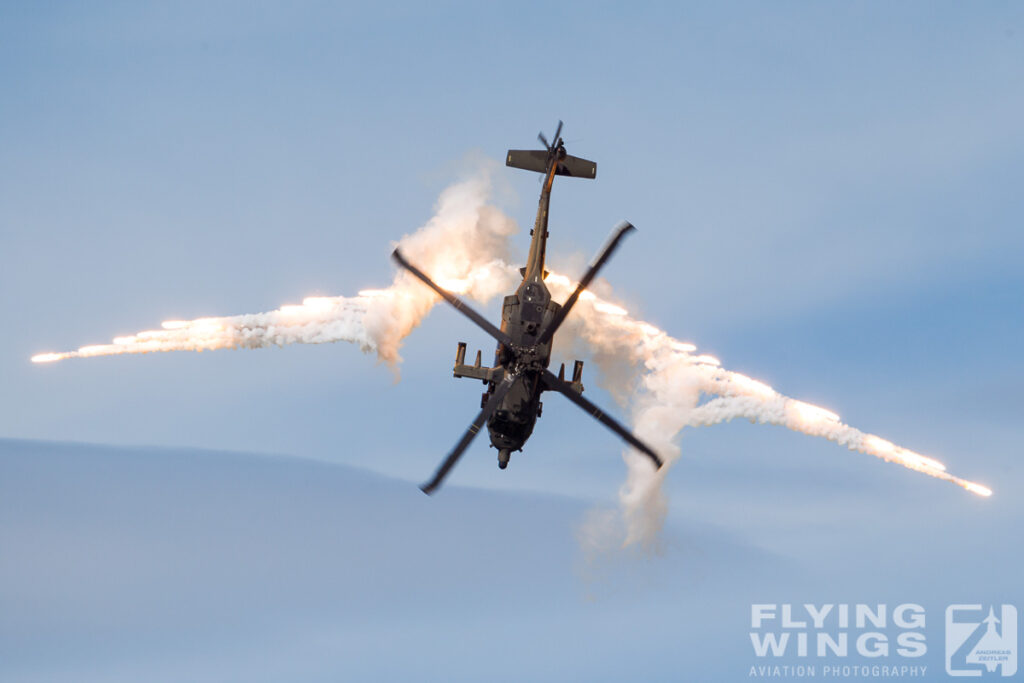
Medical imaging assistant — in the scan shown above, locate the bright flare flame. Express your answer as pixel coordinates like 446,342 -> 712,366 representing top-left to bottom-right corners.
357,289 -> 393,298
302,297 -> 336,312
728,373 -> 777,400
437,278 -> 470,294
864,434 -> 896,454
896,448 -> 948,473
965,482 -> 993,497
593,301 -> 628,316
789,400 -> 841,425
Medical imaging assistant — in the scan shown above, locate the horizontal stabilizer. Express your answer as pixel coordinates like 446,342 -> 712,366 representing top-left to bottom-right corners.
506,150 -> 597,179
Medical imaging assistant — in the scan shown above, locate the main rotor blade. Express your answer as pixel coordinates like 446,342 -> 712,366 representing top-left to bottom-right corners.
421,372 -> 517,495
536,221 -> 635,346
392,248 -> 513,348
542,369 -> 663,469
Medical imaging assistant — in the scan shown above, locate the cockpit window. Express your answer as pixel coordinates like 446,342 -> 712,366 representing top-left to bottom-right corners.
491,416 -> 528,440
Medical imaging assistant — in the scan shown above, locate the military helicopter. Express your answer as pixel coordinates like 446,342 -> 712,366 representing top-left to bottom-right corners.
392,122 -> 664,494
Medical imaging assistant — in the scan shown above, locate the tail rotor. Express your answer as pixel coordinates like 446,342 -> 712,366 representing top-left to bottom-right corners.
537,120 -> 564,153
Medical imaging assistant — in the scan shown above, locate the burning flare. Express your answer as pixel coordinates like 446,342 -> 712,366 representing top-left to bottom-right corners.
31,296 -> 375,363
533,273 -> 993,545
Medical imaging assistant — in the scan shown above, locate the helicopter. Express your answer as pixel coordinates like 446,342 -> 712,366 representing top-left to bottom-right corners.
392,122 -> 664,494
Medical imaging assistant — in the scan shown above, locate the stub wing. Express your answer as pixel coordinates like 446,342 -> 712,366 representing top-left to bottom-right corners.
506,149 -> 597,179
452,342 -> 503,383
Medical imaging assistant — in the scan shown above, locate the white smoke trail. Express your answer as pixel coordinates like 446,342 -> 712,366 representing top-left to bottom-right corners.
538,274 -> 991,547
30,298 -> 376,363
32,167 -> 519,368
32,168 -> 991,553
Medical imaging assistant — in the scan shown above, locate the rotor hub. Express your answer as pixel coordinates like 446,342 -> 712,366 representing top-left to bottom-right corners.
510,345 -> 545,374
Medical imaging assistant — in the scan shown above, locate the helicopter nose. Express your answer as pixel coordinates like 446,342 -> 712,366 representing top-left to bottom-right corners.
498,449 -> 511,470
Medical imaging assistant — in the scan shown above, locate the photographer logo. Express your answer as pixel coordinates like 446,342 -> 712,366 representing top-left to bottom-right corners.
946,604 -> 1017,677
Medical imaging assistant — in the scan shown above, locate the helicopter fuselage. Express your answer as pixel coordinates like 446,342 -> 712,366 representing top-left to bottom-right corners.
394,123 -> 663,494
483,148 -> 565,465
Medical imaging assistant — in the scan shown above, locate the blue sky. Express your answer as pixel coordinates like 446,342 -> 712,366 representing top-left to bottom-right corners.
2,3 -> 1022,680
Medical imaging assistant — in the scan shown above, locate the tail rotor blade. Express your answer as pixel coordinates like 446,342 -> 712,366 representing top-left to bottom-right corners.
538,132 -> 550,150
421,373 -> 518,494
536,222 -> 635,346
542,369 -> 663,469
552,120 -> 563,145
392,248 -> 513,348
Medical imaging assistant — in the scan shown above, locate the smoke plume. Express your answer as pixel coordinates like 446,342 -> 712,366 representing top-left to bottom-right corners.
537,279 -> 991,546
32,168 -> 991,550
33,167 -> 518,368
